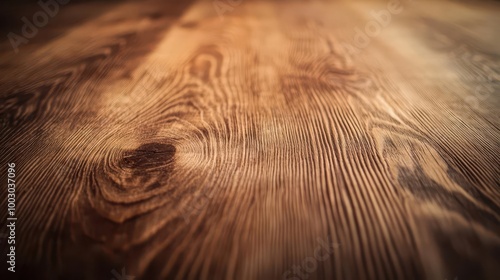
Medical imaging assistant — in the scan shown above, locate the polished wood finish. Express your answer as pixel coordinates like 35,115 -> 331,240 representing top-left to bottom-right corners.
0,0 -> 499,279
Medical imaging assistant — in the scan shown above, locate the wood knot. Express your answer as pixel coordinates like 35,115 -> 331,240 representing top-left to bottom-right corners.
109,142 -> 176,190
122,142 -> 176,170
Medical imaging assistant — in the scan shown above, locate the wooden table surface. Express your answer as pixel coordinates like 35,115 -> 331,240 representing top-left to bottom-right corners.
0,0 -> 499,279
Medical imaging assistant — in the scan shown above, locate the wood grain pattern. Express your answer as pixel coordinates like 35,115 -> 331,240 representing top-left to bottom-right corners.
0,0 -> 499,279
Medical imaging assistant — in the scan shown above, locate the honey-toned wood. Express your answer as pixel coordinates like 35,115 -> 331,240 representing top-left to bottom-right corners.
0,0 -> 499,279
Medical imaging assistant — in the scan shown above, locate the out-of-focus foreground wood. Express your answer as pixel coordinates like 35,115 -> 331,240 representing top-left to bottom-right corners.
0,0 -> 499,279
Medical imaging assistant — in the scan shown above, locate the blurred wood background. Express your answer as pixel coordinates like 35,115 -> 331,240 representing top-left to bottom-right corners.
0,0 -> 499,279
